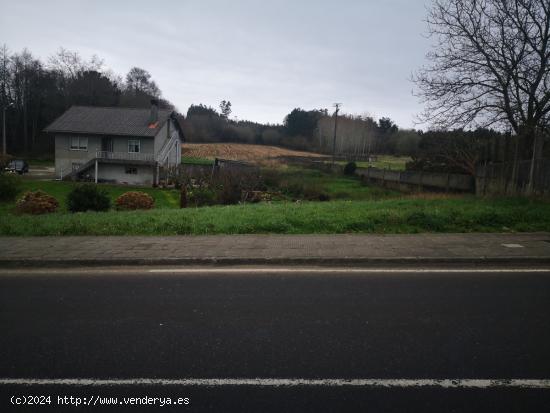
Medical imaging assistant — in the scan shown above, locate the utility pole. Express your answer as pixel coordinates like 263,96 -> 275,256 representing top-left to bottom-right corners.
332,103 -> 341,165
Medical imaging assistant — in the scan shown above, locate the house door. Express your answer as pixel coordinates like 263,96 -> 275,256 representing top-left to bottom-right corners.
101,137 -> 113,152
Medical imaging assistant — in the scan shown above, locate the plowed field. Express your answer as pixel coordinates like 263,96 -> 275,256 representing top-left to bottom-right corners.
181,143 -> 326,165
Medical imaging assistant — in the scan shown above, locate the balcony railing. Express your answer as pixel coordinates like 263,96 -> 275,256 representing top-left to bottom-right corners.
96,151 -> 155,162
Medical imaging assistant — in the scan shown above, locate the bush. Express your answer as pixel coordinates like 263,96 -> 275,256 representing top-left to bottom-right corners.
282,181 -> 305,198
115,191 -> 155,210
216,180 -> 242,204
343,161 -> 357,175
67,184 -> 110,212
0,173 -> 22,201
213,170 -> 257,205
188,187 -> 217,207
16,190 -> 59,214
0,154 -> 14,171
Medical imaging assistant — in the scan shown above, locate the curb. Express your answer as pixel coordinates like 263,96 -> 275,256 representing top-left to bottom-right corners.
1,256 -> 550,268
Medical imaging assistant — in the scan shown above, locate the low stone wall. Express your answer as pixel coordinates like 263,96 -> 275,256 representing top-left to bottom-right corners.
355,167 -> 474,193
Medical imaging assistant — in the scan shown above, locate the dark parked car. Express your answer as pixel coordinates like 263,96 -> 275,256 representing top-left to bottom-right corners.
6,159 -> 29,175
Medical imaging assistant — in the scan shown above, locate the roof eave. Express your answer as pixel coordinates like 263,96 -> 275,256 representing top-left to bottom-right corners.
45,130 -> 156,138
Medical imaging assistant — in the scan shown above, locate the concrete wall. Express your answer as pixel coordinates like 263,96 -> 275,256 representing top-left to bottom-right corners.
355,167 -> 474,193
97,163 -> 154,186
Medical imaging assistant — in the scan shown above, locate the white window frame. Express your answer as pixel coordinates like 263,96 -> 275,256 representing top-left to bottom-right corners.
70,136 -> 88,151
128,139 -> 141,153
125,166 -> 138,175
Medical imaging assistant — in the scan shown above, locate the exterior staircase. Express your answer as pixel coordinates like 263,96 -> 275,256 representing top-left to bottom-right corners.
63,158 -> 97,181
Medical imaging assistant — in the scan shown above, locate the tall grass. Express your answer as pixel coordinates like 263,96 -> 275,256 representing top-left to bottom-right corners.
1,197 -> 548,236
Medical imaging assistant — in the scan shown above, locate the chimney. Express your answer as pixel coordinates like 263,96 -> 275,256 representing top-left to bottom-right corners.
148,99 -> 159,126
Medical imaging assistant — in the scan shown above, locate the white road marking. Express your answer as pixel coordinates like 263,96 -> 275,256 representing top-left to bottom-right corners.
1,378 -> 549,389
148,268 -> 550,274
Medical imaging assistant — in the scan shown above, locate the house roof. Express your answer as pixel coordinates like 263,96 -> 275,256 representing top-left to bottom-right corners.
44,106 -> 174,137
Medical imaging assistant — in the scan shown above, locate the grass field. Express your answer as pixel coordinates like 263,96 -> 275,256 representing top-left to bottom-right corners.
267,167 -> 398,200
1,197 -> 548,236
0,180 -> 180,214
27,159 -> 55,167
181,156 -> 214,166
2,162 -> 548,236
182,143 -> 326,165
338,155 -> 411,171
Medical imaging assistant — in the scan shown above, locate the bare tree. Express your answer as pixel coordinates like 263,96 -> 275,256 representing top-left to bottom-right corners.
414,0 -> 550,142
48,47 -> 103,79
219,100 -> 232,118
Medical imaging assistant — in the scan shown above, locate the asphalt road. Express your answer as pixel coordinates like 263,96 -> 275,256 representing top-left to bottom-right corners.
1,266 -> 549,412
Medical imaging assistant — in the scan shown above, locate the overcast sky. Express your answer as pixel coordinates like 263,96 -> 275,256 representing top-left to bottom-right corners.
1,0 -> 431,128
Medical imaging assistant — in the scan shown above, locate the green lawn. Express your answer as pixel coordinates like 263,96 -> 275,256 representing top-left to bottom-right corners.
181,156 -> 214,166
0,180 -> 180,214
267,167 -> 399,200
1,197 -> 548,236
337,155 -> 410,171
2,166 -> 548,236
26,158 -> 55,167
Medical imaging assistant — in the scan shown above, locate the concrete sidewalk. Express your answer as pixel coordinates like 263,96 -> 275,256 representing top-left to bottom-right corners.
0,233 -> 549,267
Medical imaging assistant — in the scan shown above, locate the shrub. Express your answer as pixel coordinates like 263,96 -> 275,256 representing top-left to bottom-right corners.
115,191 -> 155,210
0,173 -> 22,201
281,181 -> 304,198
0,154 -> 14,171
343,161 -> 357,175
16,190 -> 59,214
67,184 -> 110,212
188,187 -> 217,207
302,183 -> 329,201
216,180 -> 242,204
261,169 -> 283,189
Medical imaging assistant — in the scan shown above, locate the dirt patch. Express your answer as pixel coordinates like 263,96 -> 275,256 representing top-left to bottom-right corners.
182,143 -> 326,166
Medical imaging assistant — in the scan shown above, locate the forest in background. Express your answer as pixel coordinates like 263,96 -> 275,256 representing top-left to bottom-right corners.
0,45 -> 176,156
1,45 -> 525,176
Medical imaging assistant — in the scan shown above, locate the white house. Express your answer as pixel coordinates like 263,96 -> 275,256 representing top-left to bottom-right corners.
44,100 -> 183,186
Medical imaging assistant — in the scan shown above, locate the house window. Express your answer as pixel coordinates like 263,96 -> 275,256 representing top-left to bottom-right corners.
70,137 -> 88,150
71,162 -> 82,171
125,167 -> 138,175
128,139 -> 140,153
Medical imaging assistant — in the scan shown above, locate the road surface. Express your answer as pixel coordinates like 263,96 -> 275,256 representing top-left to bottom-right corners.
1,266 -> 549,411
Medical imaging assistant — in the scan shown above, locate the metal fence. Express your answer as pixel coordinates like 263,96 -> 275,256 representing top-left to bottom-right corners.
475,159 -> 550,196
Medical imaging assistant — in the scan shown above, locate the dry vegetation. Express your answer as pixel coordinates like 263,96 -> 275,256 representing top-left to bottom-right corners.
181,143 -> 326,166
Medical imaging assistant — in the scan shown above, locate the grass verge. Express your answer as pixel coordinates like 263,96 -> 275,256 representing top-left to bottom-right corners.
1,197 -> 548,236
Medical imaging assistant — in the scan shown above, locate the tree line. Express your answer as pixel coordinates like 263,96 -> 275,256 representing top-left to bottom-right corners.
0,45 -> 175,155
184,104 -> 423,158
